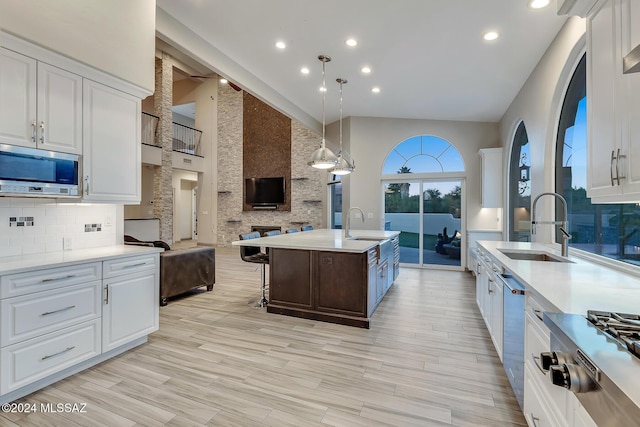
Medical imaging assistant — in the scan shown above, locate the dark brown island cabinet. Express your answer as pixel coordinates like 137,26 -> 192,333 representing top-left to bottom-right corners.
267,236 -> 400,328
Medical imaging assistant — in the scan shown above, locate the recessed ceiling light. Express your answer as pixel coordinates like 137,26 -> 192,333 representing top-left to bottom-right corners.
319,86 -> 327,92
275,41 -> 286,49
220,78 -> 228,84
371,87 -> 380,94
361,66 -> 371,74
300,67 -> 310,75
528,0 -> 550,8
346,38 -> 358,47
483,31 -> 499,41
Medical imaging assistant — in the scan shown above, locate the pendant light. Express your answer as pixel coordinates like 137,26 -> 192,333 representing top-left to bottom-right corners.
308,55 -> 339,169
329,77 -> 355,175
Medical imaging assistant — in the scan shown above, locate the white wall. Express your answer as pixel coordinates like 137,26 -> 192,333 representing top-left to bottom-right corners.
499,17 -> 586,244
0,0 -> 155,93
344,117 -> 500,232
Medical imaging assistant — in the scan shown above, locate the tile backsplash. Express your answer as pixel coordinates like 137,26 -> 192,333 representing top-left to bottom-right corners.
0,198 -> 117,257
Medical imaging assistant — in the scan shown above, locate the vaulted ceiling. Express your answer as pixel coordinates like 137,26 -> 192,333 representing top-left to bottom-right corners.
156,0 -> 568,127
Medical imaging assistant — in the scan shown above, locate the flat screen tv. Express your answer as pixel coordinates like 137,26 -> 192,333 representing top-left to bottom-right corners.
245,177 -> 286,206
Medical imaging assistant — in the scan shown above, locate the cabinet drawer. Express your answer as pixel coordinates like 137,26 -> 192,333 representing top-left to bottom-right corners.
524,363 -> 564,427
526,294 -> 551,336
0,281 -> 101,347
525,312 -> 567,419
103,254 -> 158,278
0,262 -> 102,299
0,318 -> 101,393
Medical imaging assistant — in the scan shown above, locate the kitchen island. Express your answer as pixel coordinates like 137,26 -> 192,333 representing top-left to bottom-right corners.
233,229 -> 400,328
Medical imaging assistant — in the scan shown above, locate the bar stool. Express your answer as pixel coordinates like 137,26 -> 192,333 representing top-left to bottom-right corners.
301,225 -> 313,231
238,231 -> 269,307
264,230 -> 281,236
285,228 -> 299,233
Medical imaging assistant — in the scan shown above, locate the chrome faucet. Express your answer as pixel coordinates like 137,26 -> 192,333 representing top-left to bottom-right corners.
345,207 -> 365,238
531,192 -> 571,257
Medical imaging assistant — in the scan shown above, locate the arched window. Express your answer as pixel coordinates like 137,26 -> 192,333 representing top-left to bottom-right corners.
508,122 -> 531,241
555,54 -> 639,265
383,135 -> 464,174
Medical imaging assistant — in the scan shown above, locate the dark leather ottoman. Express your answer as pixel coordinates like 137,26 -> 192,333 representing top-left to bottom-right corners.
160,246 -> 215,305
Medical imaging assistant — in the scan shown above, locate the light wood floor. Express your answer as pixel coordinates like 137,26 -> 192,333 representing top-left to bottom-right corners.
1,247 -> 526,426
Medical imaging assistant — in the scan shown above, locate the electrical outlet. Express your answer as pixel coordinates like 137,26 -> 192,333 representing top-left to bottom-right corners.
63,237 -> 72,250
367,212 -> 373,219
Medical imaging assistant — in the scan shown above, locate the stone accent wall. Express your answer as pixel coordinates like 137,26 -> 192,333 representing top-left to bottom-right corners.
216,85 -> 325,246
153,54 -> 174,244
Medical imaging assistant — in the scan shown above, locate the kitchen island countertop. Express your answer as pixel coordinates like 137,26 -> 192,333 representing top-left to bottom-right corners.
232,229 -> 400,253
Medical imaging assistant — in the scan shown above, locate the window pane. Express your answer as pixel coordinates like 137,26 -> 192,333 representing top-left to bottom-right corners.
383,135 -> 464,174
555,54 -> 640,266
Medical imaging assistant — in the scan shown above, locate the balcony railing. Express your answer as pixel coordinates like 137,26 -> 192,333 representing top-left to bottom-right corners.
141,112 -> 203,156
173,122 -> 202,156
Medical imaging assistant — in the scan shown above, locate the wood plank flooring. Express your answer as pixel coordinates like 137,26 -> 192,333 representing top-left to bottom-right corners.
0,247 -> 526,426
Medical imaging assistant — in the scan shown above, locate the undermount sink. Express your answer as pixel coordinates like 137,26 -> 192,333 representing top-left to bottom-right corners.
498,249 -> 572,263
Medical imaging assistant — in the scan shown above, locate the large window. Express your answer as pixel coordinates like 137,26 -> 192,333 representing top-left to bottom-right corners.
508,122 -> 531,242
556,54 -> 640,266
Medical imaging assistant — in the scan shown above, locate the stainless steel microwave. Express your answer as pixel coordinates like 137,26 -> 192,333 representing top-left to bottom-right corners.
0,144 -> 80,197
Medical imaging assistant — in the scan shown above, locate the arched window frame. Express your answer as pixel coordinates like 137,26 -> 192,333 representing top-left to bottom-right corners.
381,135 -> 465,179
507,121 -> 531,242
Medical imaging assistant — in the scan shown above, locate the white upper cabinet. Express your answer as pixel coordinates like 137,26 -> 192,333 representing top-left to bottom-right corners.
0,48 -> 82,154
586,0 -> 640,202
479,148 -> 503,208
82,79 -> 141,204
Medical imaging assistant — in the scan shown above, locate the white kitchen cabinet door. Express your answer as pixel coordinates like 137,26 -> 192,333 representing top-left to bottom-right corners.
0,48 -> 36,148
102,269 -> 158,353
488,276 -> 503,361
36,62 -> 83,154
587,0 -> 622,199
587,0 -> 640,202
619,0 -> 640,198
0,49 -> 82,154
479,148 -> 503,208
82,79 -> 141,204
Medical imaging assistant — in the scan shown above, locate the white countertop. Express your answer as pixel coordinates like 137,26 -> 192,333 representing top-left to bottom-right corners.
232,229 -> 400,253
477,240 -> 640,314
0,245 -> 163,275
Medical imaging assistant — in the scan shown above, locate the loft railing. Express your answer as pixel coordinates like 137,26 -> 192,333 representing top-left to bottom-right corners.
141,112 -> 203,156
172,122 -> 202,156
141,112 -> 160,147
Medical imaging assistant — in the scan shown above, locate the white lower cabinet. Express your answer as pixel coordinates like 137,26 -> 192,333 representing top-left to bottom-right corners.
475,250 -> 503,360
524,363 -> 565,427
0,251 -> 159,403
524,295 -> 597,427
1,319 -> 101,393
102,269 -> 158,352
